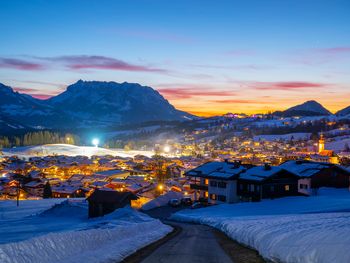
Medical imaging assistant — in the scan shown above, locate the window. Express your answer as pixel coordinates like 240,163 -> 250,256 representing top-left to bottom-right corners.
270,185 -> 275,192
250,184 -> 254,192
205,191 -> 209,198
285,185 -> 290,191
217,195 -> 226,202
210,193 -> 217,200
299,184 -> 308,189
204,179 -> 209,185
239,184 -> 243,190
255,185 -> 260,192
210,181 -> 218,187
218,182 -> 227,188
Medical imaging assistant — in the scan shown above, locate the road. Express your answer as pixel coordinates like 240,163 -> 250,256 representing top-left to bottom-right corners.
140,221 -> 233,263
140,206 -> 233,263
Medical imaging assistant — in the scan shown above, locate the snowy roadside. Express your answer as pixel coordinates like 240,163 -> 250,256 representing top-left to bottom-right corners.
0,200 -> 172,263
171,188 -> 350,263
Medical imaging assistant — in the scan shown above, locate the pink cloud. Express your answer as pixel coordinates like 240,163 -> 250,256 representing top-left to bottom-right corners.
157,86 -> 237,99
47,55 -> 166,72
0,58 -> 44,71
291,46 -> 350,65
251,81 -> 327,91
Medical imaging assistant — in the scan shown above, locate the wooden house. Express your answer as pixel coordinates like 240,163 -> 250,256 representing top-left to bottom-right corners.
87,189 -> 138,218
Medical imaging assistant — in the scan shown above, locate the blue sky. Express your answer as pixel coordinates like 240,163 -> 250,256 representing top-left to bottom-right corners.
0,0 -> 350,115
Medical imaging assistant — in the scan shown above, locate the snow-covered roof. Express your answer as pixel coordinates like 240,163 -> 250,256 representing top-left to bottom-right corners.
239,166 -> 284,182
186,161 -> 245,179
94,169 -> 130,178
279,160 -> 348,178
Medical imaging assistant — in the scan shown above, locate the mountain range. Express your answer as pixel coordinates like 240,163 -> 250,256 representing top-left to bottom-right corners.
0,81 -> 349,134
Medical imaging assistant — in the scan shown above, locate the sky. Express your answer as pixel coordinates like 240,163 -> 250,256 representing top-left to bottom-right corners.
0,0 -> 350,116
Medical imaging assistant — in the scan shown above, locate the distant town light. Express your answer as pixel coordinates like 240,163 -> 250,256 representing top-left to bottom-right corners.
163,145 -> 171,153
92,138 -> 99,147
158,184 -> 164,191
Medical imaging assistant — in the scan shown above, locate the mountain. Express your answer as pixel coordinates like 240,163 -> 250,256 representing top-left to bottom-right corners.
0,83 -> 75,129
336,106 -> 350,116
0,81 -> 194,131
274,100 -> 332,117
48,80 -> 192,126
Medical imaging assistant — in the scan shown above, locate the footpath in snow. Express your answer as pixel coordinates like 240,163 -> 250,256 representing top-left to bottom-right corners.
0,199 -> 172,263
171,188 -> 350,263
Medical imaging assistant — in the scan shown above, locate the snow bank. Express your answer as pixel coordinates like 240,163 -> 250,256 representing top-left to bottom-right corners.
0,200 -> 172,262
181,213 -> 350,263
141,191 -> 183,211
171,188 -> 350,263
0,220 -> 171,263
2,144 -> 154,158
0,199 -> 66,220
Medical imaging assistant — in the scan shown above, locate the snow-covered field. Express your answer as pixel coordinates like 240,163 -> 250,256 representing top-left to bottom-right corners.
1,144 -> 154,158
0,199 -> 172,263
253,132 -> 311,142
326,137 -> 350,153
172,188 -> 350,263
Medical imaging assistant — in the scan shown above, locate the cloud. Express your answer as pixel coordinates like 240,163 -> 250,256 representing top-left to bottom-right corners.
315,47 -> 350,54
13,86 -> 61,99
291,46 -> 350,65
251,81 -> 327,91
0,58 -> 44,71
189,64 -> 272,71
210,99 -> 267,104
41,55 -> 166,72
157,86 -> 237,99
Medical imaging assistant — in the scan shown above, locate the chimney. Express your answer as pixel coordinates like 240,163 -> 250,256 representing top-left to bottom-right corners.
264,163 -> 271,170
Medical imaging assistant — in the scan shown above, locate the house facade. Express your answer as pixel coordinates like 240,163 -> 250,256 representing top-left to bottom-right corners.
186,160 -> 245,204
238,164 -> 299,201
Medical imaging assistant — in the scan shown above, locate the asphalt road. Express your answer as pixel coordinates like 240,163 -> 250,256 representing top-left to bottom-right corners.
140,206 -> 233,263
140,221 -> 233,263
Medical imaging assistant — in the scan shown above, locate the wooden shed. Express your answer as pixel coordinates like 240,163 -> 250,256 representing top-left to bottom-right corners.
87,189 -> 138,218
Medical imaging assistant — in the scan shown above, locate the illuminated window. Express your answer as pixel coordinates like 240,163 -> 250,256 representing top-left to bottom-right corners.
285,185 -> 290,191
205,191 -> 209,198
210,193 -> 217,200
204,179 -> 209,185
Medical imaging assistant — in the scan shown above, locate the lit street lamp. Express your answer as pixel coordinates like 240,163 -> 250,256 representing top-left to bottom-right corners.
92,138 -> 99,148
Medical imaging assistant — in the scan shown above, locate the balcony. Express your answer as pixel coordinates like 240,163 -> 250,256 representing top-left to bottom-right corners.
190,184 -> 208,191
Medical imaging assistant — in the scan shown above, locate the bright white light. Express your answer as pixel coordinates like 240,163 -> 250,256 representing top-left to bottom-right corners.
92,138 -> 99,147
163,145 -> 171,153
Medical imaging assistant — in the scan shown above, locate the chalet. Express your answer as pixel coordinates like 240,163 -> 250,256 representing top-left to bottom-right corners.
87,189 -> 138,218
238,164 -> 299,201
51,184 -> 87,198
93,169 -> 130,181
280,160 -> 350,195
186,160 -> 245,204
24,180 -> 45,196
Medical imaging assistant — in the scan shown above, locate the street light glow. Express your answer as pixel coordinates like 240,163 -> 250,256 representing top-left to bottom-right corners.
92,138 -> 99,147
163,145 -> 171,153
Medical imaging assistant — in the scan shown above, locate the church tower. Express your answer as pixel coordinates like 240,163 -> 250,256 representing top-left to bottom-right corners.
318,133 -> 325,153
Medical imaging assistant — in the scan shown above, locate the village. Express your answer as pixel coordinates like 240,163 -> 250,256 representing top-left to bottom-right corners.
1,130 -> 350,209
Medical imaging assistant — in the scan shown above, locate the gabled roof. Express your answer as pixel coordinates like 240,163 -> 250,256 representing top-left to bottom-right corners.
239,166 -> 289,182
185,161 -> 245,180
87,189 -> 138,203
280,160 -> 350,178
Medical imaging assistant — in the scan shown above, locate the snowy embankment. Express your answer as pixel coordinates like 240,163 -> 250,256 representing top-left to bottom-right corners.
2,144 -> 154,158
0,199 -> 172,263
141,191 -> 183,211
171,188 -> 350,263
253,132 -> 311,142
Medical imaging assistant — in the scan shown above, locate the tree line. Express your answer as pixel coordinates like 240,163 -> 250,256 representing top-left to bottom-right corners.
0,131 -> 80,148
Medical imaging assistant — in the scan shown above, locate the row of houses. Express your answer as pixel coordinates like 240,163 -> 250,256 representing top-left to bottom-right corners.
187,160 -> 350,203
